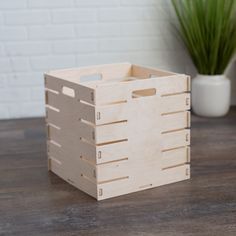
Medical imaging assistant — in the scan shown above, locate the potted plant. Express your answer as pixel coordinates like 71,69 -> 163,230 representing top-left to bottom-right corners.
171,0 -> 236,117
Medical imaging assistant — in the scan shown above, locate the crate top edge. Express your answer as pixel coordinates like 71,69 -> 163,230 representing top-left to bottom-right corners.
44,63 -> 190,89
44,62 -> 132,77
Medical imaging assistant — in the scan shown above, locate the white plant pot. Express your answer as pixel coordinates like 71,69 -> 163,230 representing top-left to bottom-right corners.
192,74 -> 231,117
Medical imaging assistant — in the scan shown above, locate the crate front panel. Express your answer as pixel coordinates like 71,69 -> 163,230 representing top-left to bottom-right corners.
45,65 -> 190,200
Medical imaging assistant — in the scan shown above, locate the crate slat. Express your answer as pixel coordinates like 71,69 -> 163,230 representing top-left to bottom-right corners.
162,146 -> 190,169
162,129 -> 190,151
161,93 -> 190,114
161,111 -> 190,133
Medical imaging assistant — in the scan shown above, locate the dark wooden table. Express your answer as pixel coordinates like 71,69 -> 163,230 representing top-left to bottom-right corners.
1,108 -> 236,236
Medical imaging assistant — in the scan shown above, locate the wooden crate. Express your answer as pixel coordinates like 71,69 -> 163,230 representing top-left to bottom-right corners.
44,63 -> 191,200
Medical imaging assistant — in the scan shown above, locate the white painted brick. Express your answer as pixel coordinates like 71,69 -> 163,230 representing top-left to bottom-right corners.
0,27 -> 27,41
162,33 -> 184,50
6,103 -> 22,118
76,52 -> 132,66
22,102 -> 45,117
98,8 -> 144,22
129,51 -> 162,65
52,9 -> 96,24
30,55 -> 76,70
0,59 -> 12,73
97,23 -> 120,37
77,52 -> 134,65
5,42 -> 51,56
0,75 -> 7,88
75,0 -> 119,7
142,37 -> 167,50
121,0 -> 157,5
30,87 -> 44,100
0,58 -> 29,73
28,0 -> 74,8
7,72 -> 44,87
4,10 -> 50,25
9,58 -> 30,72
143,6 -> 170,20
0,104 -> 10,119
8,101 -> 45,118
0,88 -> 31,102
76,53 -> 100,66
52,40 -> 97,54
0,0 -> 27,9
75,23 -> 120,38
75,24 -> 97,37
121,22 -> 162,36
0,44 -> 5,56
29,25 -> 75,40
98,38 -> 143,52
0,13 -> 4,25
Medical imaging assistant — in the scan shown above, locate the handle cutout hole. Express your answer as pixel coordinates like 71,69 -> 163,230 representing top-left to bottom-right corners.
80,74 -> 102,83
62,86 -> 75,97
132,88 -> 156,98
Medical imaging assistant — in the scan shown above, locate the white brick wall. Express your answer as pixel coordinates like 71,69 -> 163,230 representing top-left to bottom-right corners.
0,0 -> 196,119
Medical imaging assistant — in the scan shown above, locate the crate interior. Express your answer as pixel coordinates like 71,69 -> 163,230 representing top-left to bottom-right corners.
47,63 -> 178,89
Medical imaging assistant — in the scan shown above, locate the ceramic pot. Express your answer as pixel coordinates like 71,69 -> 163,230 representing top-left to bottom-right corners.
192,74 -> 231,117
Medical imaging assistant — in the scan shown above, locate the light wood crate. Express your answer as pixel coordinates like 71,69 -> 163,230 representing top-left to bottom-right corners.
44,63 -> 191,200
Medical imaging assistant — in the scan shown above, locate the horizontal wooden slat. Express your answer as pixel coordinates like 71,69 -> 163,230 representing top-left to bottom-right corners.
96,158 -> 129,182
161,93 -> 190,114
95,102 -> 128,125
162,129 -> 190,150
96,121 -> 128,144
96,140 -> 129,164
162,146 -> 190,169
161,111 -> 190,133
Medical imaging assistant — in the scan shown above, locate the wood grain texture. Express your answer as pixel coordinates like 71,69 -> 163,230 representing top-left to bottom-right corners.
0,109 -> 236,235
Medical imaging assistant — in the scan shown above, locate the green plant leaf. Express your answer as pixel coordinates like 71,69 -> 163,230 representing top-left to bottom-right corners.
171,0 -> 236,75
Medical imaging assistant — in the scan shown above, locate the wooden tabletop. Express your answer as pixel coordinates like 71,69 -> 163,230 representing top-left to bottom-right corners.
0,108 -> 236,236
